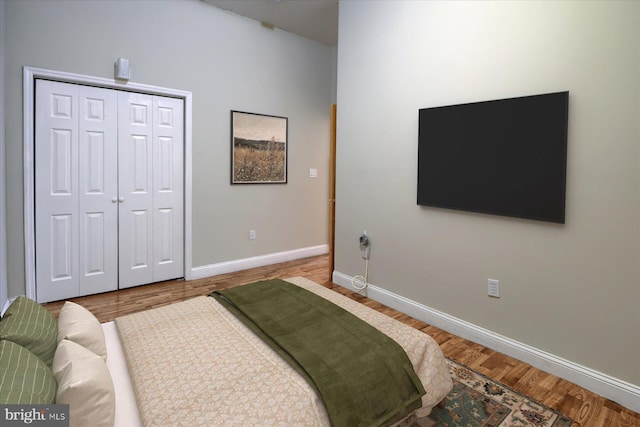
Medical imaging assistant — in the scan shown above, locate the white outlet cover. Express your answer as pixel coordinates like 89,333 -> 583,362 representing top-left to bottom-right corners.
488,279 -> 500,298
309,168 -> 318,178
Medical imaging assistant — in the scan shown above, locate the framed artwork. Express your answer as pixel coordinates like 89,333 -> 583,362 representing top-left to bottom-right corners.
231,110 -> 288,184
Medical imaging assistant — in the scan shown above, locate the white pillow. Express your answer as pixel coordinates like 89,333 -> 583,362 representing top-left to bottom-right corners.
53,339 -> 115,427
57,301 -> 107,360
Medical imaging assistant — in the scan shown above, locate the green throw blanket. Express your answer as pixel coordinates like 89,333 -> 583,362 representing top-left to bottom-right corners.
210,279 -> 425,427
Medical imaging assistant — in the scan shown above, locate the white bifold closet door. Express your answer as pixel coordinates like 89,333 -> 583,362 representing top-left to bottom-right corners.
117,92 -> 184,289
35,80 -> 184,303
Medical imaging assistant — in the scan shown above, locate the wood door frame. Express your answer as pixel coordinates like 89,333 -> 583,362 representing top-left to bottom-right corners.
23,66 -> 193,300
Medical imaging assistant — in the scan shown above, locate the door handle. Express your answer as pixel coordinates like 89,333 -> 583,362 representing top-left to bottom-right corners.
112,197 -> 125,203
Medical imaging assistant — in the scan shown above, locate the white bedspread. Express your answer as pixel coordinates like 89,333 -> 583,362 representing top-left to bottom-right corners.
113,277 -> 452,426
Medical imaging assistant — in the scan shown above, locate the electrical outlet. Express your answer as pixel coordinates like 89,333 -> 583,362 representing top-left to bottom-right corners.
488,279 -> 500,298
249,230 -> 256,240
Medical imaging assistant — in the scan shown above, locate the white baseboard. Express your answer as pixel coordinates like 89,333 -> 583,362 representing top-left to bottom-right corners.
333,270 -> 640,413
189,244 -> 329,280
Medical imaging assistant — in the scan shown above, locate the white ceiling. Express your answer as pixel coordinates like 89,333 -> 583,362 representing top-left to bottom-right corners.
201,0 -> 339,46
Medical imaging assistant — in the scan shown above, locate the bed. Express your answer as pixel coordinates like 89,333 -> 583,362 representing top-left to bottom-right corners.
1,277 -> 452,427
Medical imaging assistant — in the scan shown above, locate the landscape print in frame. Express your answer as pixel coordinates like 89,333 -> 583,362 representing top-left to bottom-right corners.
231,110 -> 288,184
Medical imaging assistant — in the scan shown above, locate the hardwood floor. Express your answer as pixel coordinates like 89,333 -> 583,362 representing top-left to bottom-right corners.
44,255 -> 639,427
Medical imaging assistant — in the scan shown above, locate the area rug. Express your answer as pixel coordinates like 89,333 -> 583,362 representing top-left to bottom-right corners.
398,359 -> 574,427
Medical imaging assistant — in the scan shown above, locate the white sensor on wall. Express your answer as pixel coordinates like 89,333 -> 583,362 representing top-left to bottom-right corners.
115,58 -> 130,80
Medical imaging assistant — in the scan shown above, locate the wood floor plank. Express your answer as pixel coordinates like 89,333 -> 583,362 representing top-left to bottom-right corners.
43,254 -> 639,427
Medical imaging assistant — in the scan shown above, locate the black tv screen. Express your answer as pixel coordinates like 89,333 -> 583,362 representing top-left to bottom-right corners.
417,91 -> 569,223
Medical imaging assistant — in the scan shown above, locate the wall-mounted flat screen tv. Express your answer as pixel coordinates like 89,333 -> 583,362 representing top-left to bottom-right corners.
417,91 -> 569,224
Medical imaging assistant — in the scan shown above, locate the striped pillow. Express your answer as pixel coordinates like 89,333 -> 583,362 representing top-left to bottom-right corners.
0,340 -> 57,404
0,296 -> 58,366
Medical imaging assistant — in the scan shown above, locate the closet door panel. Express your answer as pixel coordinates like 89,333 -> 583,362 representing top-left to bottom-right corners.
78,86 -> 118,295
118,93 -> 154,288
35,80 -> 80,303
152,96 -> 184,282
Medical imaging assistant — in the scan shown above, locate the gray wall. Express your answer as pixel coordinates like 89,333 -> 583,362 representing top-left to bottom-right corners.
0,1 -> 6,307
3,0 -> 335,297
335,1 -> 640,385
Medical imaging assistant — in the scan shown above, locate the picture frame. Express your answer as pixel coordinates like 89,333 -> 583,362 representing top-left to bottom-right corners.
231,110 -> 288,184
